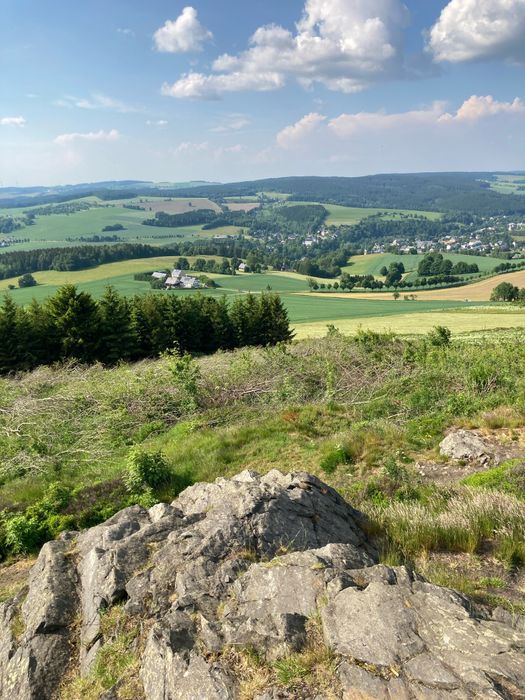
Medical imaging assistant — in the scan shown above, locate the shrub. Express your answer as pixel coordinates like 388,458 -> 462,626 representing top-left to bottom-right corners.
428,326 -> 451,347
124,448 -> 170,494
4,514 -> 46,554
320,444 -> 352,474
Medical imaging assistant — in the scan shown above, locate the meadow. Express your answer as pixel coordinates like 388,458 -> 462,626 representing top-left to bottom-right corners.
2,197 -> 243,250
343,252 -> 501,278
282,202 -> 442,225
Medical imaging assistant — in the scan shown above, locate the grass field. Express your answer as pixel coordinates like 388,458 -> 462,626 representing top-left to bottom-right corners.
311,268 -> 525,302
282,202 -> 442,226
1,197 -> 243,250
487,175 -> 525,195
343,252 -> 501,278
292,308 -> 525,338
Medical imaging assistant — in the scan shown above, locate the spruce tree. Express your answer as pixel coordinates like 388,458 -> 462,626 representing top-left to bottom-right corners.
46,285 -> 101,362
0,295 -> 22,373
97,286 -> 138,364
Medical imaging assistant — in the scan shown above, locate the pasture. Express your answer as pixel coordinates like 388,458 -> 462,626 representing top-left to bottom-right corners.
343,252 -> 502,278
313,268 -> 525,302
1,198 -> 243,251
282,202 -> 442,226
292,308 -> 525,338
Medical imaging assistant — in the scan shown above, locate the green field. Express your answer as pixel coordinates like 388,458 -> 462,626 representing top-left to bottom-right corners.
487,175 -> 525,195
343,252 -> 502,279
282,202 -> 442,225
1,198 -> 243,251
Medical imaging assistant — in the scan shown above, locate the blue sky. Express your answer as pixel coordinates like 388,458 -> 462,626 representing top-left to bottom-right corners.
1,0 -> 524,186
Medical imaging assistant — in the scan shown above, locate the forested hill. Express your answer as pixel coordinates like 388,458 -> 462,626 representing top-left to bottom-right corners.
173,173 -> 525,215
3,173 -> 525,214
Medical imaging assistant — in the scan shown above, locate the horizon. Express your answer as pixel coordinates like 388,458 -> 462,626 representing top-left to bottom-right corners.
3,169 -> 525,192
1,0 -> 525,186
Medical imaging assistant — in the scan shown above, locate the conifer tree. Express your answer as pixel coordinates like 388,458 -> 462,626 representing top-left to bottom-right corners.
97,286 -> 137,363
46,285 -> 100,362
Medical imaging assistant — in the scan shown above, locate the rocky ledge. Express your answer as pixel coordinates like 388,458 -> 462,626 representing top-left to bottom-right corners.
0,470 -> 524,699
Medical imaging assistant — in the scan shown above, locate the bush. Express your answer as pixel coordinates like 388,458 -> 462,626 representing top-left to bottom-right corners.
428,326 -> 451,347
4,514 -> 46,554
124,448 -> 170,494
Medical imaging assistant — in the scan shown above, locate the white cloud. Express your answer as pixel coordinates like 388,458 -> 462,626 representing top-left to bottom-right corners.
162,0 -> 409,98
277,112 -> 326,148
117,28 -> 135,37
54,129 -> 121,145
428,0 -> 525,64
277,96 -> 525,146
328,103 -> 446,137
146,119 -> 168,126
1,116 -> 26,127
211,113 -> 251,132
161,71 -> 283,99
444,95 -> 525,121
153,7 -> 212,53
55,93 -> 138,113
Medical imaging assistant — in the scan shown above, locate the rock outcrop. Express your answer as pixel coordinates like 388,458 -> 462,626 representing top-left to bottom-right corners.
439,429 -> 493,463
0,470 -> 524,699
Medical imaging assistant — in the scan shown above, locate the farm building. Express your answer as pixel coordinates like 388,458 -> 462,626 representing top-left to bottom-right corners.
238,262 -> 247,272
152,271 -> 167,280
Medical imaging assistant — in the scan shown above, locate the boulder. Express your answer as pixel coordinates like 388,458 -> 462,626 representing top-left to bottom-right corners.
439,429 -> 492,462
0,470 -> 523,699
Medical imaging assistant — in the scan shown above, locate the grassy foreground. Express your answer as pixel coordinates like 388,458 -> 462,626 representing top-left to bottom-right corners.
0,329 -> 524,612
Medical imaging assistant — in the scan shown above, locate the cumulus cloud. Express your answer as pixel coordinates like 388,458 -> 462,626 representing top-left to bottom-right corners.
56,93 -> 138,113
277,112 -> 326,148
328,103 -> 446,137
445,95 -> 525,121
278,96 -> 524,145
162,0 -> 410,98
428,0 -> 525,64
54,129 -> 120,145
0,116 -> 26,126
153,7 -> 212,53
146,119 -> 168,126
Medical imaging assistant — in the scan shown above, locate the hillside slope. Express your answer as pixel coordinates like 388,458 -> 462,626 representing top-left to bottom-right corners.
1,470 -> 523,699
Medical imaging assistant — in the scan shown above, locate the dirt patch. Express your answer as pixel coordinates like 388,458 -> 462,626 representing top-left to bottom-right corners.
128,198 -> 221,215
417,427 -> 525,484
225,202 -> 260,212
0,557 -> 36,602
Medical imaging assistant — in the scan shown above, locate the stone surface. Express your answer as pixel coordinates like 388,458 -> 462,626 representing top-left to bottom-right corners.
439,429 -> 492,462
0,470 -> 523,699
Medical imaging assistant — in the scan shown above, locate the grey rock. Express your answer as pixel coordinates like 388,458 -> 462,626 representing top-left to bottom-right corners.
323,565 -> 525,698
439,429 -> 492,462
0,470 -> 523,700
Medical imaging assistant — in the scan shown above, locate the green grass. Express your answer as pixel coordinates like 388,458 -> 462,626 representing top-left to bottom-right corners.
1,198 -> 243,251
282,202 -> 442,225
343,252 -> 502,278
2,331 -> 525,612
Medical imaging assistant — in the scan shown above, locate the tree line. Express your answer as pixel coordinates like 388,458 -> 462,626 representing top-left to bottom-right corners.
0,286 -> 293,374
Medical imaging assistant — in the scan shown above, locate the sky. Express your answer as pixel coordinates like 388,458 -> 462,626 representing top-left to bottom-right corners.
1,0 -> 525,186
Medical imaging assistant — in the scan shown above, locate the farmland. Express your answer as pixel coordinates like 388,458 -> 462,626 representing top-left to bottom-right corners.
343,252 -> 502,278
1,197 -> 243,250
282,201 -> 442,225
1,254 -> 503,335
317,268 -> 525,301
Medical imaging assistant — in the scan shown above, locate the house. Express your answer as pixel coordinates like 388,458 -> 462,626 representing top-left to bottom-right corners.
165,276 -> 180,287
238,262 -> 247,272
171,269 -> 183,280
152,272 -> 167,280
180,275 -> 201,289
